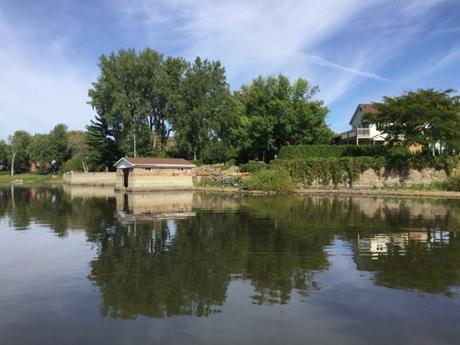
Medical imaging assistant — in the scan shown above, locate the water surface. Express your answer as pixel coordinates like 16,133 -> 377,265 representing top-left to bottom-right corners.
1,186 -> 460,345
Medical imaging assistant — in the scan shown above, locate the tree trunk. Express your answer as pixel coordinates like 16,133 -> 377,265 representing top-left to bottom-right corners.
10,150 -> 16,177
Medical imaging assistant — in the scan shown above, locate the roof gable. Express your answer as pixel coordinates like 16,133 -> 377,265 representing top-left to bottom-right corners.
349,103 -> 378,125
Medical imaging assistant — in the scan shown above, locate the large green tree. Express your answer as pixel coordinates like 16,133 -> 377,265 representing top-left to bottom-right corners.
88,48 -> 187,157
365,88 -> 460,154
233,75 -> 333,162
174,57 -> 235,160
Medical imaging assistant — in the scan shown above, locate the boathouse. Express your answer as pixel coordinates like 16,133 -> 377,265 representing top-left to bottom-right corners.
114,157 -> 196,191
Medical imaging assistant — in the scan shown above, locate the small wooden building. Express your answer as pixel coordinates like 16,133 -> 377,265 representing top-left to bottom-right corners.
114,157 -> 195,191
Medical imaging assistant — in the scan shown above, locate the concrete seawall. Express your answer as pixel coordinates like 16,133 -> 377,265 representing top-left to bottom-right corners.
63,172 -> 116,186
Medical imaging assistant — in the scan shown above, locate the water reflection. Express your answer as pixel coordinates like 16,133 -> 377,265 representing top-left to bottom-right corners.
116,191 -> 196,223
1,186 -> 460,321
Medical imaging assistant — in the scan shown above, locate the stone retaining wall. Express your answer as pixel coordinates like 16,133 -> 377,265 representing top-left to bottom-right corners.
63,172 -> 116,186
353,168 -> 448,187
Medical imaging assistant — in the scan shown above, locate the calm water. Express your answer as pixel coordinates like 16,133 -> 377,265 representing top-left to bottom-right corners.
1,186 -> 460,345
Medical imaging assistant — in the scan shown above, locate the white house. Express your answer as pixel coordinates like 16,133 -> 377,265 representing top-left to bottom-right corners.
340,104 -> 387,145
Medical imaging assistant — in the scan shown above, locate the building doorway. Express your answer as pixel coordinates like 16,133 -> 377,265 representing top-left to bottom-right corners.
123,169 -> 130,188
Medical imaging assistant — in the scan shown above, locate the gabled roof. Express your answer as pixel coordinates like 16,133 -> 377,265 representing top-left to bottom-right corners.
349,103 -> 378,125
114,157 -> 195,168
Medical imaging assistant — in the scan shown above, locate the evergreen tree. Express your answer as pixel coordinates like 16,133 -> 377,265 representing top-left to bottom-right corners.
86,115 -> 120,171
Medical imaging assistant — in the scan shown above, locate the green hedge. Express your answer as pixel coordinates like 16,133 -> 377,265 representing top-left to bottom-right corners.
278,144 -> 402,159
271,157 -> 385,187
240,160 -> 268,173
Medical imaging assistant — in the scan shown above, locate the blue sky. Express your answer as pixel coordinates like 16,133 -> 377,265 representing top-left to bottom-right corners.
1,0 -> 459,137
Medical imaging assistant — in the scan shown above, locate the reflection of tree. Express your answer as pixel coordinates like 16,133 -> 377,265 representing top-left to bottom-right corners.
89,217 -> 233,319
0,186 -> 116,237
88,201 -> 333,319
2,186 -> 460,318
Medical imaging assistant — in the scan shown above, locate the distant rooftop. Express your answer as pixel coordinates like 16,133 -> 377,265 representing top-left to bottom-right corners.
358,104 -> 378,114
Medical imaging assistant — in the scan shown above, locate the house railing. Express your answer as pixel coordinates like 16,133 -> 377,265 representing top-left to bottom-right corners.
340,128 -> 370,140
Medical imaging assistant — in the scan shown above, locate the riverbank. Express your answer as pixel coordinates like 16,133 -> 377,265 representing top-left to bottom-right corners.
0,173 -> 63,185
193,186 -> 460,198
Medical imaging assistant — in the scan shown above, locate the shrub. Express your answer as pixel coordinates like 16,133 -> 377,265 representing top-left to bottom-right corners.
244,168 -> 294,192
279,145 -> 346,159
442,176 -> 460,191
240,160 -> 268,173
60,159 -> 85,173
278,144 -> 396,159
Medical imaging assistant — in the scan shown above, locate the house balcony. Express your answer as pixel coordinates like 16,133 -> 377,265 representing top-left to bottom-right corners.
340,128 -> 385,145
340,128 -> 370,140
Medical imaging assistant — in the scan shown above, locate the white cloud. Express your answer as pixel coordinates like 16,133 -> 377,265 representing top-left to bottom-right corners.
114,0 -> 451,107
0,8 -> 95,137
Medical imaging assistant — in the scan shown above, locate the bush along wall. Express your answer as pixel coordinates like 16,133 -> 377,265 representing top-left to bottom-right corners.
278,144 -> 392,159
271,157 -> 385,188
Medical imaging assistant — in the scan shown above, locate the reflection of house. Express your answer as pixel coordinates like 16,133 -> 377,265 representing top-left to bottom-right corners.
116,191 -> 195,223
357,230 -> 451,260
114,157 -> 195,191
340,104 -> 386,145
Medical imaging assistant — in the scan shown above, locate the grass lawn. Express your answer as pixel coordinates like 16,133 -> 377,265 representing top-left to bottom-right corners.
0,172 -> 63,185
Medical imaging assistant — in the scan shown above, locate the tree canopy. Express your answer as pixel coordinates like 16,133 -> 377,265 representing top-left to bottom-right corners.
365,88 -> 460,153
233,75 -> 333,162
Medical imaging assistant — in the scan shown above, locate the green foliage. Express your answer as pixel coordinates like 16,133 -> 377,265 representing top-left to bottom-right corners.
442,176 -> 460,191
365,88 -> 460,152
244,168 -> 294,192
49,124 -> 69,165
9,130 -> 32,174
271,157 -> 385,187
86,115 -> 120,171
279,145 -> 346,158
174,57 -> 235,160
27,124 -> 70,173
201,140 -> 235,164
88,48 -> 187,156
278,144 -> 400,159
239,160 -> 268,173
0,140 -> 8,168
233,75 -> 333,162
27,134 -> 53,173
60,159 -> 85,173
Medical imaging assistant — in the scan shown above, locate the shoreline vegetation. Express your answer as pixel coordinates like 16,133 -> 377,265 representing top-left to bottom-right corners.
0,173 -> 62,185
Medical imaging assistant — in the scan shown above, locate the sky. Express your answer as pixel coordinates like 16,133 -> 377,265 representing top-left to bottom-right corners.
1,0 -> 460,138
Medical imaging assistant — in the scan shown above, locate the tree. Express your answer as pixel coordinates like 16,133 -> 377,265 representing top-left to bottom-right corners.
88,49 -> 187,156
234,75 -> 333,162
49,124 -> 69,167
0,140 -> 8,170
86,115 -> 120,171
8,130 -> 32,176
174,57 -> 235,160
67,131 -> 88,172
27,134 -> 53,173
365,89 -> 460,155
